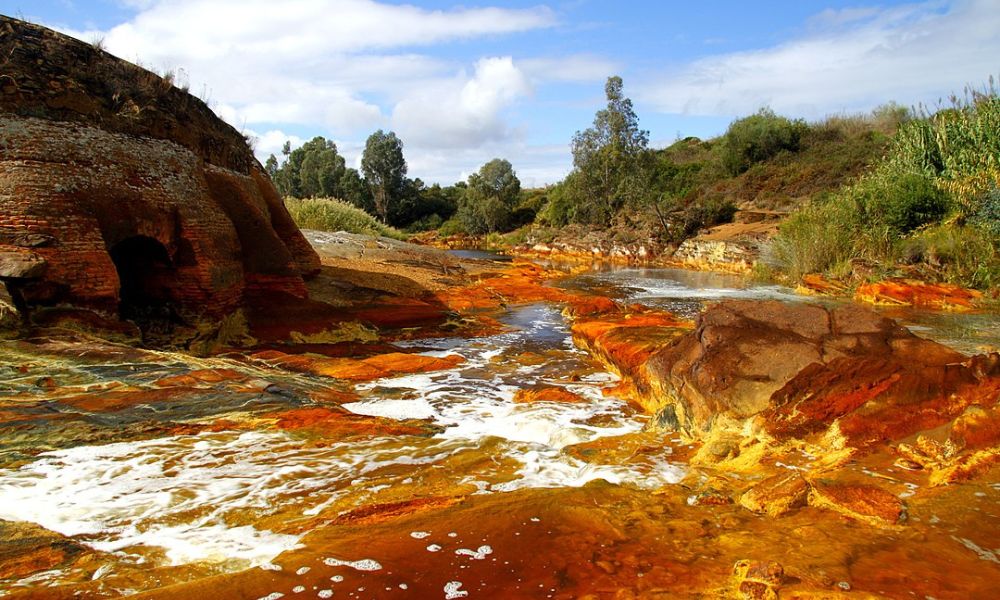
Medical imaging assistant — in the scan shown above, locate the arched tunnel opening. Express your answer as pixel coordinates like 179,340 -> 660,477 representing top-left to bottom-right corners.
109,236 -> 179,324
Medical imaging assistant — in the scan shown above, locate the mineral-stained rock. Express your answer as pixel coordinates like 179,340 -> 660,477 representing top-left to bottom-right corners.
807,481 -> 904,527
732,559 -> 784,600
573,299 -> 1000,477
855,278 -> 982,310
739,472 -> 810,517
0,519 -> 92,581
0,17 -> 320,324
513,386 -> 587,404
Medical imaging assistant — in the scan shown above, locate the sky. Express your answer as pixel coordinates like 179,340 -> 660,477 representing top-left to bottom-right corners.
3,0 -> 999,186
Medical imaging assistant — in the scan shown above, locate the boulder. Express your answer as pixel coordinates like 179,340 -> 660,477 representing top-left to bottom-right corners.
642,300 -> 989,445
0,248 -> 47,279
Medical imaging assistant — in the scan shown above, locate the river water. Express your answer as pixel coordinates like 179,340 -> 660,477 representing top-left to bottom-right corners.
1,261 -> 998,597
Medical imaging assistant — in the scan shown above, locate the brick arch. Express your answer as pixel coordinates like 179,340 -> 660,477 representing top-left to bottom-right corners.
108,235 -> 177,321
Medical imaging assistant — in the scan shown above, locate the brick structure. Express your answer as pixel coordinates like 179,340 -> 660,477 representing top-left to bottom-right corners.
0,16 -> 320,321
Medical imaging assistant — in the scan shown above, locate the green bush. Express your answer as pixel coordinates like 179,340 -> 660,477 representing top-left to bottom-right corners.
856,173 -> 950,236
680,197 -> 737,236
436,216 -> 468,236
721,108 -> 808,176
972,187 -> 1000,236
771,196 -> 859,279
901,224 -> 1000,288
284,197 -> 404,239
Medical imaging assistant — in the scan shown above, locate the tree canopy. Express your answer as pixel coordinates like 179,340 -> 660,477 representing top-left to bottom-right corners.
569,76 -> 650,224
361,130 -> 407,223
458,158 -> 521,234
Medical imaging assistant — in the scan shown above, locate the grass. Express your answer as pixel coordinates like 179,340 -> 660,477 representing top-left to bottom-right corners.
284,197 -> 405,239
771,80 -> 1000,289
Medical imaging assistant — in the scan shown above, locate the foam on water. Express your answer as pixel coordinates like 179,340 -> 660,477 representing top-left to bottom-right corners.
0,431 -> 453,568
0,303 -> 685,576
347,303 -> 683,490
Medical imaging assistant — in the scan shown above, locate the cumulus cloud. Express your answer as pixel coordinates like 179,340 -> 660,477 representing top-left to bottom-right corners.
391,56 -> 533,149
57,0 -> 556,136
639,0 -> 1000,118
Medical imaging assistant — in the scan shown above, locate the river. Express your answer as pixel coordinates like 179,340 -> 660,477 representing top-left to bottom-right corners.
1,258 -> 998,598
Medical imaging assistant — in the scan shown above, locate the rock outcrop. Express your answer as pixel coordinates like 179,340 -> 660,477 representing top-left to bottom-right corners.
0,17 -> 320,326
573,299 -> 1000,476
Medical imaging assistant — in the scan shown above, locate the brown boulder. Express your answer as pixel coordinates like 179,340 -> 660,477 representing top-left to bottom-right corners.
641,301 -> 995,449
807,481 -> 904,527
739,472 -> 810,517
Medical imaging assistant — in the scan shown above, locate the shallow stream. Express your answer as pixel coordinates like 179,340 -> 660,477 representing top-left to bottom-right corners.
1,261 -> 999,598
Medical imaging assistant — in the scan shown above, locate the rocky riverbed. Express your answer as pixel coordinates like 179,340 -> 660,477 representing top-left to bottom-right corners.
2,235 -> 999,599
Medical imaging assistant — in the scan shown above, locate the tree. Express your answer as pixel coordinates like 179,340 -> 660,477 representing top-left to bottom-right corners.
264,154 -> 279,179
569,76 -> 650,224
339,167 -> 374,213
458,158 -> 521,234
361,130 -> 407,223
269,136 -> 346,199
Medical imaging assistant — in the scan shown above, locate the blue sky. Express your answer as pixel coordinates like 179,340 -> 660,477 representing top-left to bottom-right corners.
4,0 -> 998,186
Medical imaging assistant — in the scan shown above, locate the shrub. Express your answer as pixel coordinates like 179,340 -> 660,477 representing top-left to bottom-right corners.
679,197 -> 737,236
971,187 -> 1000,237
901,224 -> 1000,288
721,108 -> 808,175
284,197 -> 404,239
771,197 -> 859,279
857,173 -> 950,236
437,216 -> 467,237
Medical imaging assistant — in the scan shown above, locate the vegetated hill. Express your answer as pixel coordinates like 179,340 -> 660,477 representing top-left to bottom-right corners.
676,116 -> 895,214
521,109 -> 899,252
0,16 -> 255,172
770,84 -> 1000,289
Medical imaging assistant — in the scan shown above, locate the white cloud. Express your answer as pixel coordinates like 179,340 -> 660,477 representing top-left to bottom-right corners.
246,129 -> 305,160
391,56 -> 533,149
56,0 -> 556,136
639,0 -> 1000,118
520,54 -> 621,83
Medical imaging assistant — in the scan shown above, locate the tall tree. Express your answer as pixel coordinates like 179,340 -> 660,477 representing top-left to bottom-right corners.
459,158 -> 521,234
361,130 -> 407,223
569,76 -> 649,224
270,136 -> 346,199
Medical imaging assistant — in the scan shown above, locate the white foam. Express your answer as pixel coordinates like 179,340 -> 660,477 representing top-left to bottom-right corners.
444,581 -> 469,599
455,545 -> 493,560
343,397 -> 437,420
322,557 -> 382,571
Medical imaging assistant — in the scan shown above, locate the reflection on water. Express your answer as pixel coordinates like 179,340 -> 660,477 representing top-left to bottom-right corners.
447,249 -> 513,262
574,266 -> 1000,355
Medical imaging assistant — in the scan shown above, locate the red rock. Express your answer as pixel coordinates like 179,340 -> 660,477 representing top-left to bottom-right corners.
739,472 -> 810,517
269,407 -> 433,438
0,17 -> 319,325
855,278 -> 982,310
250,349 -> 463,382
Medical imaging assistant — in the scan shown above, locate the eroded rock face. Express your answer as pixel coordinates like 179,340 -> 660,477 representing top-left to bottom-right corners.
644,300 -> 978,437
0,17 -> 320,324
573,299 -> 1000,477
